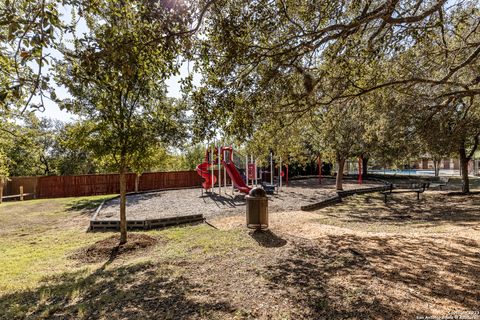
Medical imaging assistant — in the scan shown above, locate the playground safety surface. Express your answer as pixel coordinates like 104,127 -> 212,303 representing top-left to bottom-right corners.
94,178 -> 383,225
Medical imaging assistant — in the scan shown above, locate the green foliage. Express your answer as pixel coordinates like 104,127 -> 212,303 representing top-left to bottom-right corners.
48,121 -> 102,175
0,114 -> 93,176
56,0 -> 191,174
1,0 -> 478,187
0,0 -> 64,112
144,144 -> 206,172
192,0 -> 480,185
244,119 -> 314,166
0,113 -> 203,177
0,149 -> 9,179
180,144 -> 206,171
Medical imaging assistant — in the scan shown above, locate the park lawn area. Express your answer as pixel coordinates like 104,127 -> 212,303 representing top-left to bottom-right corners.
0,196 -> 253,319
0,192 -> 479,319
0,196 -> 114,293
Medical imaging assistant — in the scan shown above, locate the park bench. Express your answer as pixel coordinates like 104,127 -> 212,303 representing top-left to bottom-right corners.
380,183 -> 429,203
428,177 -> 450,190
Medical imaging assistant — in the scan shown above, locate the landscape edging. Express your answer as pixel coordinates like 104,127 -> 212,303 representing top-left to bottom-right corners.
90,189 -> 206,231
301,184 -> 390,212
90,214 -> 205,231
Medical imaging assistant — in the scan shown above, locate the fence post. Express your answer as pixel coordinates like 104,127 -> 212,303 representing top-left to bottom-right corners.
20,186 -> 24,201
0,178 -> 3,204
135,173 -> 140,192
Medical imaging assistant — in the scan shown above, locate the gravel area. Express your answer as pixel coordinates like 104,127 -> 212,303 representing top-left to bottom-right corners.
96,178 -> 383,221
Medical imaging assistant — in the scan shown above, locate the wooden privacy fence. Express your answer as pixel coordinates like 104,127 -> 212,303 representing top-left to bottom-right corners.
4,170 -> 232,199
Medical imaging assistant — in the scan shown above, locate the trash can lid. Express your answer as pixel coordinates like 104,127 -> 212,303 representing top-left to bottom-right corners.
249,187 -> 267,197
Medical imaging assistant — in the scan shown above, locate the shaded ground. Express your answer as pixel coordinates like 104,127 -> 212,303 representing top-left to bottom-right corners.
97,178 -> 381,221
211,191 -> 480,237
1,192 -> 479,319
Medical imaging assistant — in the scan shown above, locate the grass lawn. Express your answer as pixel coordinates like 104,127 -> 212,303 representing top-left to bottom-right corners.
0,192 -> 479,319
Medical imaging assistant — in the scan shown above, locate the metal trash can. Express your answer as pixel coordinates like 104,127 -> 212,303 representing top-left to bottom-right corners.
246,187 -> 268,230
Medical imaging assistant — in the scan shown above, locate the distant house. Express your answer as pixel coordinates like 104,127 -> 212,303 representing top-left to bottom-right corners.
409,155 -> 480,176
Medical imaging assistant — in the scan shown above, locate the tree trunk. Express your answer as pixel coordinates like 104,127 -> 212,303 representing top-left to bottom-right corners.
336,158 -> 345,191
318,154 -> 322,184
0,178 -> 3,204
362,157 -> 368,177
459,144 -> 470,194
119,167 -> 128,244
433,159 -> 441,177
41,155 -> 50,175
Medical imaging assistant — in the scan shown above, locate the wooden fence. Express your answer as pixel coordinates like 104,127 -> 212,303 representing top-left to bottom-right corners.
4,176 -> 38,198
3,169 -> 232,199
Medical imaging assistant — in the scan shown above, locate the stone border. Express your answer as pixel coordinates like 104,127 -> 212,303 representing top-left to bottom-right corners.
89,190 -> 205,231
90,214 -> 204,231
91,198 -> 108,222
301,185 -> 390,211
336,185 -> 391,197
300,195 -> 342,211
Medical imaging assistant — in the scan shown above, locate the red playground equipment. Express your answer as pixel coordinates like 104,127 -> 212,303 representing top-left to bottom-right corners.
196,161 -> 217,190
196,146 -> 252,194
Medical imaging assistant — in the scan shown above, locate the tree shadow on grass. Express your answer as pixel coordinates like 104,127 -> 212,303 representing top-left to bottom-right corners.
0,260 -> 233,320
446,191 -> 480,196
65,197 -> 113,214
327,193 -> 480,229
264,234 -> 480,319
249,229 -> 287,248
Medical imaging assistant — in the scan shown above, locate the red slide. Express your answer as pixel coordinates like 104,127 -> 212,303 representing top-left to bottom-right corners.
222,161 -> 252,194
196,162 -> 217,190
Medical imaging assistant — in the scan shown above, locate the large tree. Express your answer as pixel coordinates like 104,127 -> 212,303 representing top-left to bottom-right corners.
57,0 -> 193,243
380,2 -> 480,191
192,0 -> 479,192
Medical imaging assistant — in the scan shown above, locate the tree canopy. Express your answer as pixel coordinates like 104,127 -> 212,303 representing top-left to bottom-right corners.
191,0 -> 480,190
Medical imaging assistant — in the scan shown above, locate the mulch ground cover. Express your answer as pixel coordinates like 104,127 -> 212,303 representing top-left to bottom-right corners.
72,233 -> 158,263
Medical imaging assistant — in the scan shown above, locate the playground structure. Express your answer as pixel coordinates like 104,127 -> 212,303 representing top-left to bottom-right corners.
196,146 -> 288,195
196,145 -> 252,194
